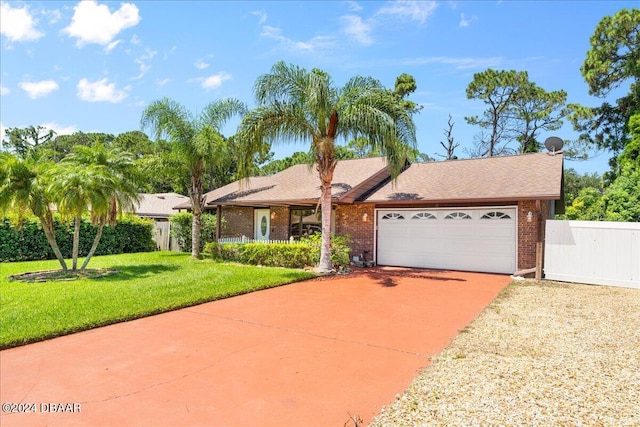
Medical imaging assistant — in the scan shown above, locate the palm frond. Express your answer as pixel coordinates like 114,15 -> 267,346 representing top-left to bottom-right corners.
200,98 -> 248,130
140,97 -> 195,143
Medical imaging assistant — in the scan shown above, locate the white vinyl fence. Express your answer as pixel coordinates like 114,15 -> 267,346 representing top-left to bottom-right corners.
544,220 -> 640,289
152,221 -> 181,252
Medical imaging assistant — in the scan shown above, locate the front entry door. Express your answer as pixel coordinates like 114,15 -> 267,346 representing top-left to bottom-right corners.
254,209 -> 270,241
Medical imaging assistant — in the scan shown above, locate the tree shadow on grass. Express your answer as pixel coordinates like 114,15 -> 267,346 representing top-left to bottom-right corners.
98,263 -> 180,282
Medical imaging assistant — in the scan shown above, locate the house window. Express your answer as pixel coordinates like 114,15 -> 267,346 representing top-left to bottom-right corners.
481,211 -> 512,219
444,212 -> 472,219
381,212 -> 405,220
411,212 -> 436,220
290,207 -> 334,239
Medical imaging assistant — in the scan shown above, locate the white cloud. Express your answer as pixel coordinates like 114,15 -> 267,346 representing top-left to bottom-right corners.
133,48 -> 157,79
1,85 -> 9,95
43,8 -> 62,24
130,34 -> 141,45
105,40 -> 121,52
201,72 -> 231,90
156,78 -> 171,87
251,10 -> 267,24
40,121 -> 77,136
260,25 -> 335,52
377,0 -> 438,24
19,79 -> 59,98
341,15 -> 372,45
63,0 -> 140,46
77,77 -> 128,102
0,2 -> 44,42
345,1 -> 363,12
194,59 -> 210,70
459,13 -> 477,28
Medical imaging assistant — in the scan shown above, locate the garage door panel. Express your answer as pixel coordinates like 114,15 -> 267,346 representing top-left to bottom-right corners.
376,208 -> 516,274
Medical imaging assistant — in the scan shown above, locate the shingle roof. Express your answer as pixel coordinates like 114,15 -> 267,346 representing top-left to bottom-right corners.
365,152 -> 564,204
172,157 -> 392,209
172,153 -> 564,209
135,193 -> 189,218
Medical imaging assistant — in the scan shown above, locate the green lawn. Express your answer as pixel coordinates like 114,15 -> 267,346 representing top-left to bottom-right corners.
0,252 -> 316,349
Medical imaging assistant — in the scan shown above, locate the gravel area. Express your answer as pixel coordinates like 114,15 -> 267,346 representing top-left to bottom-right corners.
370,280 -> 640,427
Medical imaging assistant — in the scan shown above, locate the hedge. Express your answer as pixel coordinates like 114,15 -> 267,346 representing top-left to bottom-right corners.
169,212 -> 219,253
204,233 -> 351,270
0,215 -> 156,262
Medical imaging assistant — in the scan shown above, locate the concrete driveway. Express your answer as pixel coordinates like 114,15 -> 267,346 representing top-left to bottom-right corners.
0,267 -> 511,426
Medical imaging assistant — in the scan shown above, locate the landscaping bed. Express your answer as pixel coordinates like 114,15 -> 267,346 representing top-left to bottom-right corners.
371,280 -> 640,426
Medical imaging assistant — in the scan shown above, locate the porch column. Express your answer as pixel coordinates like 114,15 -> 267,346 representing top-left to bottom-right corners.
216,205 -> 222,241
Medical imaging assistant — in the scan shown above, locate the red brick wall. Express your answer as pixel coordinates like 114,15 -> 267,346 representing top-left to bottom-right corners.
336,203 -> 375,262
221,206 -> 254,238
269,206 -> 290,240
220,201 -> 555,271
517,200 -> 551,270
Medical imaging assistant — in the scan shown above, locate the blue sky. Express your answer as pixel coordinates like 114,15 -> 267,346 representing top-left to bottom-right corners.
0,1 -> 636,175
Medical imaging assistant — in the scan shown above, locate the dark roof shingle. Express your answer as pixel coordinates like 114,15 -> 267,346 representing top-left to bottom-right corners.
365,152 -> 564,203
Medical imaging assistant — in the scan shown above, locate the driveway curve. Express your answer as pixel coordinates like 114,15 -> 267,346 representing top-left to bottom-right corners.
0,267 -> 510,426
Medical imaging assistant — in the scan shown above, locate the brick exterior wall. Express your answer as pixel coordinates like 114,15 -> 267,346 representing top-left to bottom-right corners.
335,203 -> 375,262
220,206 -> 254,238
269,206 -> 290,240
219,201 -> 553,271
517,200 -> 551,270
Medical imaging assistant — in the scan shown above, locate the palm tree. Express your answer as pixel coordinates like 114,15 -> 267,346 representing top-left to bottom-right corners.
60,143 -> 141,270
0,152 -> 68,271
47,163 -> 116,271
239,61 -> 417,272
141,97 -> 248,258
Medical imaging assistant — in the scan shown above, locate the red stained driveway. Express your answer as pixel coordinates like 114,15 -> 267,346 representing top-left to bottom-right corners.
0,267 -> 510,426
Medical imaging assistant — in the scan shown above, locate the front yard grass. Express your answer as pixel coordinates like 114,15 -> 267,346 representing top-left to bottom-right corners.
0,252 -> 316,349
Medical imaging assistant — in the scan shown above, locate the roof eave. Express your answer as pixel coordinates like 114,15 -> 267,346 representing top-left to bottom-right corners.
338,167 -> 392,204
365,194 -> 562,205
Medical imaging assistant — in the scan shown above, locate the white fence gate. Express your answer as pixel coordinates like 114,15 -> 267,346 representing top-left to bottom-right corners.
544,220 -> 640,289
152,221 -> 180,252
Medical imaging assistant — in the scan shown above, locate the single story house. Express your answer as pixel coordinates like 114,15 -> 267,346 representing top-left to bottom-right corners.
174,152 -> 564,275
134,193 -> 189,251
134,193 -> 189,221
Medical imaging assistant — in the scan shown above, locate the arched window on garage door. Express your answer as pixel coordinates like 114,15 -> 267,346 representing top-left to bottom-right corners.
381,212 -> 405,220
444,212 -> 472,219
481,211 -> 512,219
411,212 -> 436,220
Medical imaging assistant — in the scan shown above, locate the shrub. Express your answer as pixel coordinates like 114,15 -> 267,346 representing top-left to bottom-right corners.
169,212 -> 219,252
204,233 -> 352,270
301,233 -> 352,268
0,215 -> 155,262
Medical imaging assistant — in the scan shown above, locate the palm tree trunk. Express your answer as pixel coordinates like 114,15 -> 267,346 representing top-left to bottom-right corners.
39,213 -> 68,272
72,214 -> 81,271
190,167 -> 204,258
318,181 -> 333,272
317,142 -> 336,273
81,220 -> 105,271
191,207 -> 202,258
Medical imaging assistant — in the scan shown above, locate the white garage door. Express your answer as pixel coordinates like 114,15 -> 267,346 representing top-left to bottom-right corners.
376,207 -> 517,274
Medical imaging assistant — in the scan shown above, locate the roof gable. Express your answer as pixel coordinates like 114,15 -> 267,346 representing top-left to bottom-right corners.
365,152 -> 564,203
172,157 -> 393,208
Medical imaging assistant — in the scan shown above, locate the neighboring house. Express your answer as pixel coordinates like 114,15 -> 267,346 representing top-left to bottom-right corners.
135,193 -> 189,251
135,193 -> 189,221
173,153 -> 564,275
